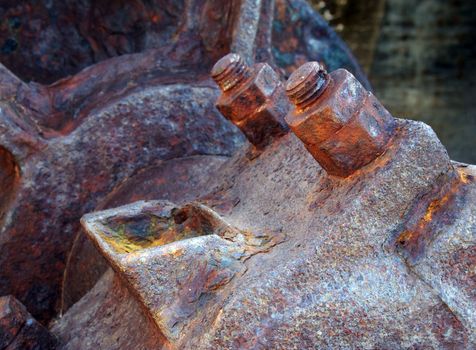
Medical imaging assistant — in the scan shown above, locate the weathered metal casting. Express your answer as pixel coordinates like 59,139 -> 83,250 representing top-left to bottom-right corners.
82,200 -> 285,348
0,0 -> 368,85
0,0 -> 367,326
61,58 -> 476,349
0,63 -> 243,325
2,1 -> 474,349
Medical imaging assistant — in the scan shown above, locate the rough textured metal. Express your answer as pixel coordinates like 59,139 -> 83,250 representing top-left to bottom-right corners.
0,0 -> 369,87
285,61 -> 329,109
272,0 -> 369,82
63,59 -> 474,349
0,0 -> 367,325
192,113 -> 475,348
286,64 -> 396,177
391,167 -> 476,334
82,200 -> 285,349
0,72 -> 243,323
61,155 -> 229,312
74,116 -> 476,348
213,53 -> 290,148
1,2 -> 449,349
0,295 -> 56,349
51,269 -> 165,350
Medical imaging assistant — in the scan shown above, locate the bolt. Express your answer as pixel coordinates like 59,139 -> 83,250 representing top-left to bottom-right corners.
211,53 -> 251,92
285,62 -> 330,110
285,62 -> 396,177
211,53 -> 290,149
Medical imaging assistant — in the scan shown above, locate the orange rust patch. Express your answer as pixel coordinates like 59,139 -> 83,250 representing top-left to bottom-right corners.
422,189 -> 453,223
395,167 -> 472,264
458,168 -> 473,184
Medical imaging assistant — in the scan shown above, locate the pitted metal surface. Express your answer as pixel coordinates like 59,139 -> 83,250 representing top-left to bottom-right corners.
0,0 -> 366,324
0,1 -> 474,349
75,118 -> 476,349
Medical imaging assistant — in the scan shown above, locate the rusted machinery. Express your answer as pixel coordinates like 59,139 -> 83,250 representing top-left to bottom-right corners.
0,0 -> 366,325
70,55 -> 475,349
0,1 -> 475,349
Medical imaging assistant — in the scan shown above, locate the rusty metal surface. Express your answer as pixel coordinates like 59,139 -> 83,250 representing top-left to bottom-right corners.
75,112 -> 476,348
193,116 -> 475,348
49,63 -> 476,348
51,269 -> 166,350
0,0 -> 368,325
0,0 -> 369,86
2,1 -> 471,349
272,0 -> 368,82
61,155 -> 228,312
0,75 -> 243,323
0,295 -> 56,349
391,164 -> 476,337
81,200 -> 285,349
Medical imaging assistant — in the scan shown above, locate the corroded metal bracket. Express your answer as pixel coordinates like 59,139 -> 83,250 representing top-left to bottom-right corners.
82,200 -> 284,347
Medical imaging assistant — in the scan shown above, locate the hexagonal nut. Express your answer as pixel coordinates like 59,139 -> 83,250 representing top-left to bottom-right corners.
285,69 -> 366,147
216,63 -> 281,123
235,88 -> 290,148
318,92 -> 396,177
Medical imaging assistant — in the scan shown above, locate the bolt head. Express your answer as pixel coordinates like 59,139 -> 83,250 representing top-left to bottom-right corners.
286,62 -> 329,109
211,53 -> 242,79
216,63 -> 280,123
286,69 -> 366,145
318,92 -> 396,176
286,69 -> 395,177
211,53 -> 248,91
234,88 -> 289,148
286,61 -> 320,92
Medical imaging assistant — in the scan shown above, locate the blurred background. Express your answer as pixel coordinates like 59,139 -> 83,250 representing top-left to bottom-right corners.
312,0 -> 476,163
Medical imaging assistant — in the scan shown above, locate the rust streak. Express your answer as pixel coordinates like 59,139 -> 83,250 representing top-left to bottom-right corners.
395,167 -> 472,265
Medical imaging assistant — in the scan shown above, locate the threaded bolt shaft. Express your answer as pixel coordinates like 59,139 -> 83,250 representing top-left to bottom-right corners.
285,62 -> 330,110
211,53 -> 251,92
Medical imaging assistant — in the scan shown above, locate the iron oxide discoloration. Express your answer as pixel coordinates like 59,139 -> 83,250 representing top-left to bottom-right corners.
82,200 -> 285,348
213,53 -> 290,149
0,1 -> 364,323
1,1 -> 474,349
285,64 -> 396,177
